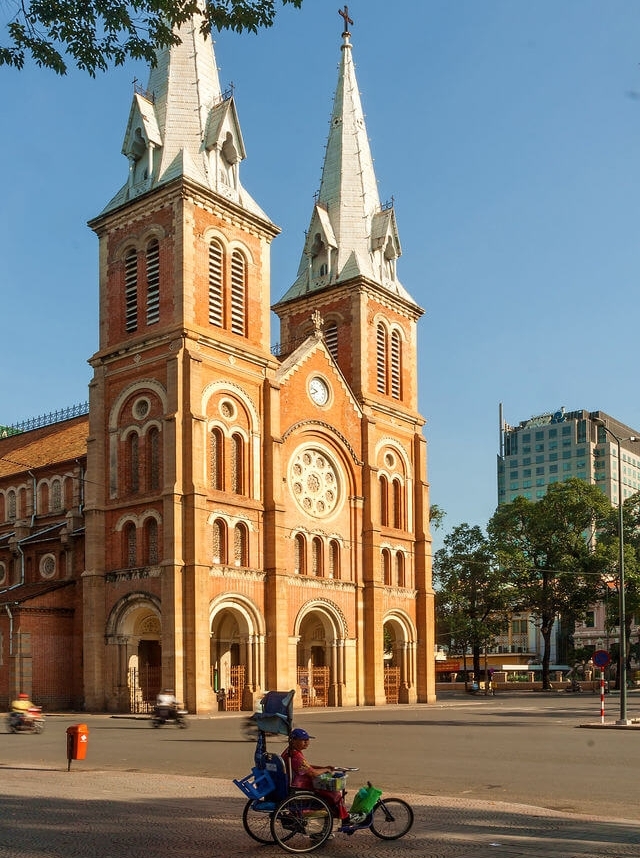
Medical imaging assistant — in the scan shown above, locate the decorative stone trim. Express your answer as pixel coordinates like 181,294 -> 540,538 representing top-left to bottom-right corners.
106,566 -> 162,583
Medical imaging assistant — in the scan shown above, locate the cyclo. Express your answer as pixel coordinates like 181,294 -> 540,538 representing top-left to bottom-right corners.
233,690 -> 414,853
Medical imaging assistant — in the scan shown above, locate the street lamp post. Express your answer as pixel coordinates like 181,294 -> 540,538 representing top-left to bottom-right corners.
594,420 -> 638,724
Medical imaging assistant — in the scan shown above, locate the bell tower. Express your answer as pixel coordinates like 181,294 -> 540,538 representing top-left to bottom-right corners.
82,12 -> 279,711
273,10 -> 434,705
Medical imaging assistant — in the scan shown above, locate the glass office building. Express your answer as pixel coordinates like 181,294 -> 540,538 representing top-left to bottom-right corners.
498,407 -> 640,507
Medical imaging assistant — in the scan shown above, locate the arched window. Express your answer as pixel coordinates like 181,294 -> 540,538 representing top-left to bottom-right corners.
39,483 -> 50,514
64,477 -> 74,510
392,478 -> 403,529
381,548 -> 392,586
7,490 -> 16,521
124,248 -> 138,333
230,250 -> 246,336
376,323 -> 387,394
146,238 -> 160,325
147,427 -> 161,491
210,428 -> 223,490
312,537 -> 323,576
325,323 -> 338,361
234,523 -> 248,567
396,552 -> 405,587
231,432 -> 244,495
127,433 -> 140,494
390,330 -> 402,400
208,240 -> 224,327
294,533 -> 306,574
212,518 -> 226,564
124,522 -> 137,568
145,518 -> 159,565
18,487 -> 27,519
328,539 -> 340,579
51,479 -> 62,512
379,474 -> 389,526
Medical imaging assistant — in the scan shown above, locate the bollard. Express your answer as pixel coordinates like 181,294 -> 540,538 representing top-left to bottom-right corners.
66,723 -> 89,771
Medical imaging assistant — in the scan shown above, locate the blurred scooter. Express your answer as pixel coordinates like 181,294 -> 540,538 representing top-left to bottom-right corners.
7,707 -> 45,733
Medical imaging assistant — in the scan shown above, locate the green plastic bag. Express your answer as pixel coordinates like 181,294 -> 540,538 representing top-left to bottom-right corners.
349,784 -> 382,814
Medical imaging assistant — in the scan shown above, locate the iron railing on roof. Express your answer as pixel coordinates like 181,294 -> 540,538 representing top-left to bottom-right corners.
0,402 -> 89,438
271,335 -> 310,357
133,79 -> 155,102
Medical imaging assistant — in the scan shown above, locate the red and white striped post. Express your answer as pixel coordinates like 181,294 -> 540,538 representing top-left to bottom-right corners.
592,650 -> 610,724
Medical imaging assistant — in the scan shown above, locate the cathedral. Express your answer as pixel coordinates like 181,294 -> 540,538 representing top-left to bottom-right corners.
0,11 -> 435,713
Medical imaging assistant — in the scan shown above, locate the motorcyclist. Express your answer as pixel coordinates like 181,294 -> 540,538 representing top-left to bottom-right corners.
155,688 -> 178,720
10,692 -> 35,728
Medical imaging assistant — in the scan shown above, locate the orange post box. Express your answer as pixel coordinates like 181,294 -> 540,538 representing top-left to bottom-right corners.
66,723 -> 89,770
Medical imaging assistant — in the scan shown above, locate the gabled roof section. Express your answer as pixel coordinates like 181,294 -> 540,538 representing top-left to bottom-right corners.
122,93 -> 162,153
275,330 -> 362,419
100,12 -> 272,224
0,579 -> 75,605
0,416 -> 88,480
18,522 -> 66,546
204,97 -> 247,161
276,22 -> 418,309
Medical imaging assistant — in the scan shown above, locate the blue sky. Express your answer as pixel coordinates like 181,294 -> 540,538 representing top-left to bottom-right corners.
1,1 -> 639,545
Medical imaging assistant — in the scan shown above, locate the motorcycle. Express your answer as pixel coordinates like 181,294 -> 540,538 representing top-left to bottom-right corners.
565,679 -> 582,693
151,705 -> 188,728
7,707 -> 45,734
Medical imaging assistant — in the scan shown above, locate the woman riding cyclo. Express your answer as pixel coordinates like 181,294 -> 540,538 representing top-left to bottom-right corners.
281,728 -> 366,827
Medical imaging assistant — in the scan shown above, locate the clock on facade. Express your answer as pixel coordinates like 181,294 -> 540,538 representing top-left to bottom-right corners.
308,377 -> 329,406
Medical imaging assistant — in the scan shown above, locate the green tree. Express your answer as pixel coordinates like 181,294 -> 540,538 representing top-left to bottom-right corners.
594,489 -> 640,687
433,523 -> 511,684
1,0 -> 303,75
488,479 -> 611,690
429,504 -> 446,531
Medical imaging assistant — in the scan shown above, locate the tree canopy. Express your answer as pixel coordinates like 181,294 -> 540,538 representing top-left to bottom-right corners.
488,478 -> 611,689
0,0 -> 303,75
593,489 -> 640,683
433,523 -> 513,680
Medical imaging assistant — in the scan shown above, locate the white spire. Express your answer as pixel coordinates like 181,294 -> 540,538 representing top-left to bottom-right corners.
102,12 -> 268,221
279,17 -> 414,305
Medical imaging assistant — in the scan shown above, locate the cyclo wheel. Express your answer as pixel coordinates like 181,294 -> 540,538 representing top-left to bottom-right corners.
242,799 -> 275,843
370,797 -> 414,840
270,792 -> 333,852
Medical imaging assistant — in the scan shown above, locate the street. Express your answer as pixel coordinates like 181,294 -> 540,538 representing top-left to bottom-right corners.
1,692 -> 638,820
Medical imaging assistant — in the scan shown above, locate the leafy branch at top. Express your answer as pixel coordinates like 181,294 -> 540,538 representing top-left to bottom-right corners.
0,0 -> 303,75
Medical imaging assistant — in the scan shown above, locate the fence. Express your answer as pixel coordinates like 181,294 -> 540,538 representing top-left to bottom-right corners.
128,665 -> 161,714
223,665 -> 245,711
384,666 -> 400,703
297,666 -> 329,707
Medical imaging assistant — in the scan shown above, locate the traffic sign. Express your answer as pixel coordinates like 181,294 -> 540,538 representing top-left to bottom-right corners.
592,649 -> 610,668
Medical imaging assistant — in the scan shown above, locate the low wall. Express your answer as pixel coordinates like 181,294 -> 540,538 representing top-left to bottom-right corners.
436,680 -> 606,694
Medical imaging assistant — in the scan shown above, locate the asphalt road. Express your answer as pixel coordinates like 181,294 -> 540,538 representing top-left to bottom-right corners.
2,691 -> 638,822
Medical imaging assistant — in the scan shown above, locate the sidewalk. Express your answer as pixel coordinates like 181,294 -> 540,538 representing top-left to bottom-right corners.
1,766 -> 638,858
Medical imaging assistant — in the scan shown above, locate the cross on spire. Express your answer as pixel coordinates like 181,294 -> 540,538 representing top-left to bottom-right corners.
338,5 -> 353,34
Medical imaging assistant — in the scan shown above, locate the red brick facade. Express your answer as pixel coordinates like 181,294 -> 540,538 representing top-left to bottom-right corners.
0,22 -> 435,714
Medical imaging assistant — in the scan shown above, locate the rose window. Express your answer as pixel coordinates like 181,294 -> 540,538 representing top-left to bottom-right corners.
289,449 -> 340,518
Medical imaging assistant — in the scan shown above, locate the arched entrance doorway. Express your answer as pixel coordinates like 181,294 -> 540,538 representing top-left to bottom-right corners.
105,592 -> 161,713
295,601 -> 348,708
383,612 -> 417,704
210,595 -> 265,711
